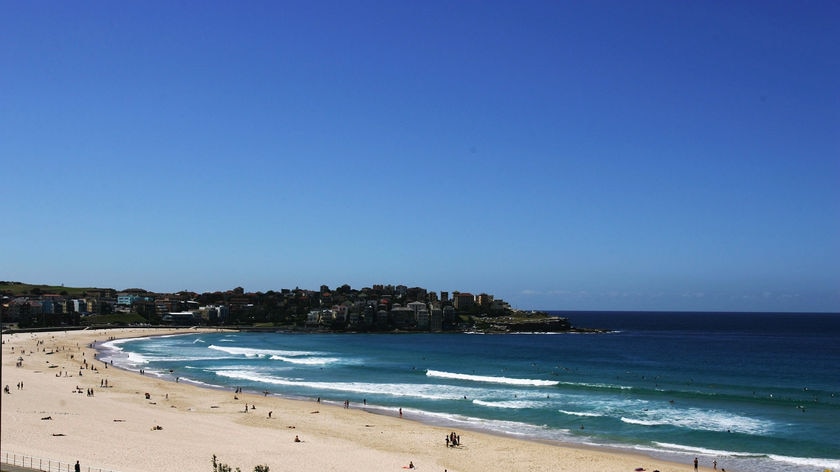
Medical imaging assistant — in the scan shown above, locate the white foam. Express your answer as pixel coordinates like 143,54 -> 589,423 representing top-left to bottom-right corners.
621,417 -> 662,426
559,410 -> 603,417
472,399 -> 548,409
148,355 -> 228,362
419,409 -> 575,442
767,454 -> 840,470
214,370 -> 487,401
268,355 -> 340,365
174,377 -> 222,389
126,352 -> 149,365
206,344 -> 349,366
557,380 -> 634,390
653,442 -> 840,471
208,344 -> 322,358
654,442 -> 762,457
622,407 -> 773,435
426,369 -> 559,387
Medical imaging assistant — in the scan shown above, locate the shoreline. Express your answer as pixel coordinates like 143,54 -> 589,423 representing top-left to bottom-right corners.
3,328 -> 701,472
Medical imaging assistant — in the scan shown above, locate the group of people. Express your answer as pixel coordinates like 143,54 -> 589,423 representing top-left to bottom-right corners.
6,337 -> 94,472
445,431 -> 461,447
3,381 -> 23,393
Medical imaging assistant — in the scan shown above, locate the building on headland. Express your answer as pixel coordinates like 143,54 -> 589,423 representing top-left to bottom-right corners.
430,306 -> 443,332
40,297 -> 61,315
161,311 -> 199,325
1,281 -> 569,333
117,293 -> 140,306
452,292 -> 474,310
389,305 -> 415,329
406,301 -> 426,316
69,299 -> 84,312
476,293 -> 492,306
205,305 -> 229,324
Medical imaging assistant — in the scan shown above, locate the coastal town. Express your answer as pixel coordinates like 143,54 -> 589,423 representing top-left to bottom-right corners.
0,281 -> 571,333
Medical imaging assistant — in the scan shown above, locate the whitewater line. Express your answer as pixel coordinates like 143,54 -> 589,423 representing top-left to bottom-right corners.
426,369 -> 559,387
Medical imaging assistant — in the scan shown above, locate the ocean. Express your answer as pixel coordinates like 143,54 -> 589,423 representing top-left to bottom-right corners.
98,312 -> 840,472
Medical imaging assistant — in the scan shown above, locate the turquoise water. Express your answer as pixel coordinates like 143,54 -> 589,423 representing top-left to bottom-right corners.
99,312 -> 840,472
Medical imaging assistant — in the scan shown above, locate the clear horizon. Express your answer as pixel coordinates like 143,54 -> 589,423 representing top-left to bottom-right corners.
2,1 -> 838,312
3,280 -> 840,314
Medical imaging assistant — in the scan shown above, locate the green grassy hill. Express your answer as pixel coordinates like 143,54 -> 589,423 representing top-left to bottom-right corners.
0,281 -> 103,297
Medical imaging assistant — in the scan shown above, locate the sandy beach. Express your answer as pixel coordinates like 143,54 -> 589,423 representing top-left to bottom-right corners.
2,328 -> 700,472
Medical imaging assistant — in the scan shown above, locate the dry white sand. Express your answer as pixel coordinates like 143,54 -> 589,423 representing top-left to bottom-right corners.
2,328 -> 699,472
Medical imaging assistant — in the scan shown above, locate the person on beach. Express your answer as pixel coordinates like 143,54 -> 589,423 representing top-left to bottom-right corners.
75,460 -> 80,472
694,457 -> 698,471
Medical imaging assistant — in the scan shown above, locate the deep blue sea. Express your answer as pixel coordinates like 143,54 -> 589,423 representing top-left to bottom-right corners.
98,312 -> 840,472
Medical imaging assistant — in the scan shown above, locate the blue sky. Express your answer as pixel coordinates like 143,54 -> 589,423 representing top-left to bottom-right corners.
2,1 -> 838,312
